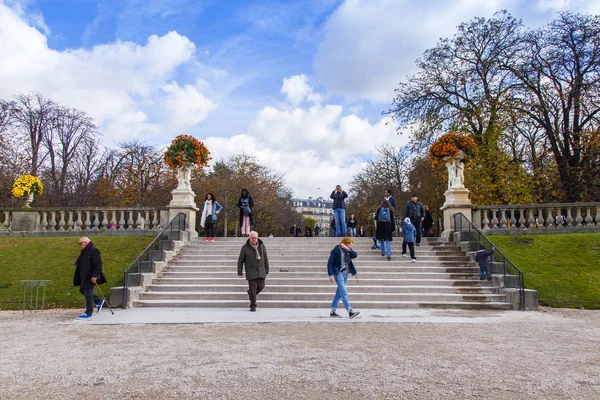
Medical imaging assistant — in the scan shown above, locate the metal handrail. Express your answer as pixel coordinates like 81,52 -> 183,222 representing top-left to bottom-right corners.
122,213 -> 186,307
453,213 -> 526,310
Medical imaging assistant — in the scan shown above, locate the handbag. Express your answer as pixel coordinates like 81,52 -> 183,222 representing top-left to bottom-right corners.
243,206 -> 252,215
206,215 -> 215,224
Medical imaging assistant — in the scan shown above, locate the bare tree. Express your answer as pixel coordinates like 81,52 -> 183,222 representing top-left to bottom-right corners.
43,106 -> 100,204
12,93 -> 57,176
509,12 -> 600,201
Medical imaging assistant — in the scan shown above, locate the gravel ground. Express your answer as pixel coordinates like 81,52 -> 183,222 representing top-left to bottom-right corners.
0,308 -> 599,400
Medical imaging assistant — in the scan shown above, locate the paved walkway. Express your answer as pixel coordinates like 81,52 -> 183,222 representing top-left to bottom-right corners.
67,307 -> 514,325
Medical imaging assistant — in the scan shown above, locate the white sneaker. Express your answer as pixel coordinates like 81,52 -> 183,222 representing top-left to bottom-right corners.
411,259 -> 416,262
402,254 -> 407,257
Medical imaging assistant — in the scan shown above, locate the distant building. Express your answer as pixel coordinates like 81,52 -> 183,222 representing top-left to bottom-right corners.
292,197 -> 333,236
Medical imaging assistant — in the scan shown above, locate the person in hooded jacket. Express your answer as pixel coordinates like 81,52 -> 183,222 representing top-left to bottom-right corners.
73,236 -> 107,319
237,231 -> 269,311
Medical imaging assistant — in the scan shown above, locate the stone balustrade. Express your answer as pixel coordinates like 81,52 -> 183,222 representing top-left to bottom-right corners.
0,207 -> 167,236
472,202 -> 599,234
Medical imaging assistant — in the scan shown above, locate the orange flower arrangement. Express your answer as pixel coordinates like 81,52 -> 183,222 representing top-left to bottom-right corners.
164,134 -> 211,169
428,132 -> 478,167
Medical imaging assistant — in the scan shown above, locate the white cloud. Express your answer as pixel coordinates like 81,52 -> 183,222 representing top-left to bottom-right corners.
280,74 -> 322,106
0,2 -> 217,144
204,76 -> 408,198
162,81 -> 217,131
314,0 -> 509,103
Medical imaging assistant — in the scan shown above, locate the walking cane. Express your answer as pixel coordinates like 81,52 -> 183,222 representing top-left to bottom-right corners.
94,281 -> 115,315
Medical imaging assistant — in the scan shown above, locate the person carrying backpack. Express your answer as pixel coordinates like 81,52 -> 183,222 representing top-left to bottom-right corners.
375,200 -> 394,260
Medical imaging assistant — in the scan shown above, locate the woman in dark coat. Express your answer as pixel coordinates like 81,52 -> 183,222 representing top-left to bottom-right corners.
375,200 -> 394,260
73,236 -> 107,319
422,205 -> 434,237
237,189 -> 254,237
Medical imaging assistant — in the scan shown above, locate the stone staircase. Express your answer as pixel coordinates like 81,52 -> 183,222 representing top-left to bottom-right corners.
133,236 -> 512,309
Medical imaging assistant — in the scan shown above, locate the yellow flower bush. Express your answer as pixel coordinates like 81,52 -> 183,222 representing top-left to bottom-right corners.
12,174 -> 44,198
164,134 -> 211,169
429,132 -> 478,167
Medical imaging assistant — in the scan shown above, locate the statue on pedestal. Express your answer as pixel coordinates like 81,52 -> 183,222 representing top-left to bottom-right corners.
445,150 -> 465,189
176,164 -> 192,190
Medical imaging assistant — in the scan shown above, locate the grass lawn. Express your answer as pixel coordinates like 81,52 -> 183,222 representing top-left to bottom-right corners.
0,236 -> 153,310
488,233 -> 600,306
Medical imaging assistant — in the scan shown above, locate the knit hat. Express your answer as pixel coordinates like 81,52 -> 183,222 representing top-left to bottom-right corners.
404,217 -> 411,224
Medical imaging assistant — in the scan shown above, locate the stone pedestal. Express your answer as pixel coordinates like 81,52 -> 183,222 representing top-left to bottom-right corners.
440,188 -> 473,238
11,211 -> 40,232
164,189 -> 198,238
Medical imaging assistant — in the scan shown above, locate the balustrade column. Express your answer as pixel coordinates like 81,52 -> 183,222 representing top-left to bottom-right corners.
500,208 -> 508,229
127,212 -> 134,230
544,207 -> 553,229
40,212 -> 48,231
48,211 -> 57,231
566,209 -> 574,227
575,207 -> 583,227
481,210 -> 490,230
109,211 -> 117,231
491,209 -> 499,229
136,211 -> 145,230
57,211 -> 66,231
3,211 -> 10,230
74,211 -> 82,231
83,211 -> 92,231
526,209 -> 535,229
66,211 -> 74,231
518,209 -> 527,230
585,207 -> 594,228
152,210 -> 160,230
144,211 -> 151,230
118,211 -> 126,230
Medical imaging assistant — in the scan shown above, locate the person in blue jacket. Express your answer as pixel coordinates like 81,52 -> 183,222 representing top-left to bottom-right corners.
200,192 -> 223,242
327,237 -> 360,319
401,217 -> 417,261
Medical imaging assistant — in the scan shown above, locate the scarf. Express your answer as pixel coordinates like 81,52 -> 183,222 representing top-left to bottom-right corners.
250,241 -> 261,260
201,199 -> 212,227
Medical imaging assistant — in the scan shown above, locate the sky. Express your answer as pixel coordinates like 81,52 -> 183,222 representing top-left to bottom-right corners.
2,0 -> 600,199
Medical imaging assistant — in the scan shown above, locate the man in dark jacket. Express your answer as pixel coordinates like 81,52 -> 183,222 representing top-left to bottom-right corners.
330,185 -> 348,236
74,237 -> 107,319
404,194 -> 425,246
237,231 -> 270,312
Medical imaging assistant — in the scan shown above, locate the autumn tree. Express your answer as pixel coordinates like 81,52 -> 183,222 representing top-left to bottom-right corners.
508,12 -> 600,201
389,11 -> 600,203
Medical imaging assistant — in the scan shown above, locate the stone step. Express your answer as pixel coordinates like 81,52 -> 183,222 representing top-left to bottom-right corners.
170,257 -> 471,265
133,299 -> 513,310
152,277 -> 486,286
158,271 -> 480,279
165,266 -> 479,273
145,284 -> 500,294
138,291 -> 507,302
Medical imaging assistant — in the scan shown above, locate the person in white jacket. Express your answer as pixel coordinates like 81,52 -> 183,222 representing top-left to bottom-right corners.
200,193 -> 222,242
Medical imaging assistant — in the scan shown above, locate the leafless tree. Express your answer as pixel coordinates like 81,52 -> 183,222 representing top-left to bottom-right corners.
11,93 -> 56,176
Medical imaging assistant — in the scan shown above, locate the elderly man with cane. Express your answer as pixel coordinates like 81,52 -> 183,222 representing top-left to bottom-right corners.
74,236 -> 107,319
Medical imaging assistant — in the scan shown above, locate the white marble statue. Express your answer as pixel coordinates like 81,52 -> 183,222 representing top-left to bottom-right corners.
176,164 -> 192,190
445,150 -> 466,189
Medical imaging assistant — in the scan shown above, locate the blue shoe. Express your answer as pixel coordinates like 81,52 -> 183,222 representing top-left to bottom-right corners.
97,299 -> 105,314
76,313 -> 92,319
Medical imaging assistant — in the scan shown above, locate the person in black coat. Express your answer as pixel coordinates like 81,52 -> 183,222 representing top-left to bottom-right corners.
74,237 -> 107,319
422,205 -> 434,237
238,189 -> 255,237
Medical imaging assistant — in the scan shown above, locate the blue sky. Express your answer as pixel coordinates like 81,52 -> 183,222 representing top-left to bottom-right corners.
1,0 -> 600,197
